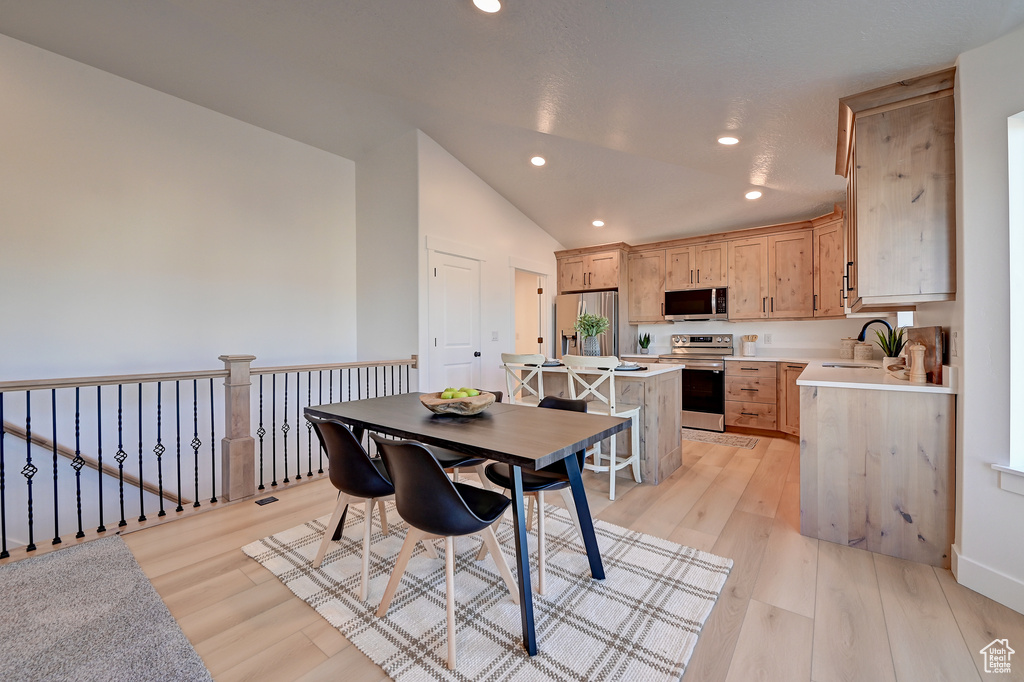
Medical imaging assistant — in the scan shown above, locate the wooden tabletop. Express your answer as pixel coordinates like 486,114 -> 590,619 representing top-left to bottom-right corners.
304,392 -> 628,470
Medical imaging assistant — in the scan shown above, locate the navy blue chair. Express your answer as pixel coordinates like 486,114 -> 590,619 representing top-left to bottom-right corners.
371,435 -> 518,671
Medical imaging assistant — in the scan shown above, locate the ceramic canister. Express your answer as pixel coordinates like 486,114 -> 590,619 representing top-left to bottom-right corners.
853,342 -> 874,360
840,337 -> 856,360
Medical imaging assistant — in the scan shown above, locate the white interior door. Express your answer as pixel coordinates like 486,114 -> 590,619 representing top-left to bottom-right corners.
428,250 -> 481,392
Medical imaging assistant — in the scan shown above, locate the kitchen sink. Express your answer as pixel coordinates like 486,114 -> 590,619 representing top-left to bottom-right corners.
821,362 -> 879,369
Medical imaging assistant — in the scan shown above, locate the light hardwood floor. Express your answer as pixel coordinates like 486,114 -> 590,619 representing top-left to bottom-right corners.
120,436 -> 1024,682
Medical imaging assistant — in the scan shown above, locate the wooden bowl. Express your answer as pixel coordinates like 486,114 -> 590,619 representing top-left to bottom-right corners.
420,391 -> 496,416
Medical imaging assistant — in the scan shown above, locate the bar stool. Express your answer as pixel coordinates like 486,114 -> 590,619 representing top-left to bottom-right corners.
501,353 -> 547,405
560,354 -> 642,501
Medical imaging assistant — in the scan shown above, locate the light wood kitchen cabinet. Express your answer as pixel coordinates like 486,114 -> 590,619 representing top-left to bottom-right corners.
813,215 -> 846,317
777,362 -> 806,436
557,249 -> 622,293
627,250 -> 667,323
767,231 -> 814,318
666,243 -> 728,290
838,68 -> 956,310
727,237 -> 769,319
725,360 -> 777,430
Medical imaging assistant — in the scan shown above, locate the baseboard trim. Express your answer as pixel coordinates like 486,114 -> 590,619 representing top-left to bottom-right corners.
952,544 -> 1024,615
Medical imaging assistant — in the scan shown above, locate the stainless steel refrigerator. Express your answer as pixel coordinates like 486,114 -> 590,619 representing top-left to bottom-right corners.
554,291 -> 619,358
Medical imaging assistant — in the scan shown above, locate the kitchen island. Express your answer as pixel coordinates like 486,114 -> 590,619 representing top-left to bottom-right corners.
797,361 -> 957,567
531,362 -> 683,485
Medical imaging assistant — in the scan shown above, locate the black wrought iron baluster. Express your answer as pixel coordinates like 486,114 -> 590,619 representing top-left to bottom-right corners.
155,382 -> 166,517
389,365 -> 394,396
271,374 -> 277,487
374,367 -> 378,398
317,370 -> 324,474
137,383 -> 146,523
191,380 -> 201,508
399,363 -> 403,393
282,373 -> 290,484
257,375 -> 266,491
306,370 -> 313,477
24,391 -> 36,551
96,386 -> 105,533
175,381 -> 183,513
0,394 -> 8,558
115,385 -> 127,528
347,368 -> 352,402
364,367 -> 368,399
50,389 -> 61,545
328,369 -> 333,403
72,388 -> 85,538
209,379 -> 217,503
293,372 -> 301,481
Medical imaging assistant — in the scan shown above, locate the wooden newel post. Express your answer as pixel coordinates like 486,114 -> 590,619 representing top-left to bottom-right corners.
220,354 -> 256,501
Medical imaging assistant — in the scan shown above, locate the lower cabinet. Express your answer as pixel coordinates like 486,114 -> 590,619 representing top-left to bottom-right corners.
777,362 -> 807,436
724,361 -> 777,430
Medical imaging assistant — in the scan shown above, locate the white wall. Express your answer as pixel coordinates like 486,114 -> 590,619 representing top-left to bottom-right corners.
948,23 -> 1024,613
0,35 -> 358,379
355,131 -> 419,362
415,131 -> 563,391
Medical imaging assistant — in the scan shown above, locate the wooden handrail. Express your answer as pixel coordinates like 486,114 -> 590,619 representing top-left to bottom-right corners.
2,421 -> 190,506
0,369 -> 229,393
251,357 -> 418,375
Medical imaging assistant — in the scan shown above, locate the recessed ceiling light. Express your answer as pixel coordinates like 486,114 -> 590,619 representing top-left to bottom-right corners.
745,190 -> 763,200
530,156 -> 546,167
592,220 -> 605,227
718,136 -> 740,145
473,0 -> 501,12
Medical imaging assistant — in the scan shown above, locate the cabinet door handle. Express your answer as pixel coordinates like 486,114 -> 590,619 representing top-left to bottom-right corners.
762,297 -> 767,313
813,294 -> 818,311
690,269 -> 694,284
697,269 -> 700,283
740,367 -> 759,371
741,388 -> 758,392
770,297 -> 774,313
787,364 -> 804,369
661,302 -> 664,315
846,262 -> 854,290
741,412 -> 759,416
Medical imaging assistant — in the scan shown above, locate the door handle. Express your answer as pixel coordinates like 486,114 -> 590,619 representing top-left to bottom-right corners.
814,294 -> 818,311
697,269 -> 700,283
762,297 -> 767,313
474,351 -> 481,357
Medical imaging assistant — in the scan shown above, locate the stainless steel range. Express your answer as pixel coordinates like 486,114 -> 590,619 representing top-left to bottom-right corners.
658,333 -> 733,432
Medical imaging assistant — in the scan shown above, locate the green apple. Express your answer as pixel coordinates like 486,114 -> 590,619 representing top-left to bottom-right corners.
466,389 -> 480,397
440,391 -> 455,399
444,387 -> 456,393
453,391 -> 469,398
459,387 -> 472,393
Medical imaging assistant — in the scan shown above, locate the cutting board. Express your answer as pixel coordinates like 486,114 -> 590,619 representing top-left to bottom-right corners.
907,326 -> 944,384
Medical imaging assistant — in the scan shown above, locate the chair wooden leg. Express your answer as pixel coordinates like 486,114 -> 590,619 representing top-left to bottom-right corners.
473,464 -> 494,491
360,498 -> 374,601
475,514 -> 503,561
452,468 -> 460,483
557,487 -> 586,547
421,538 -> 439,559
481,526 -> 519,604
526,494 -> 535,531
630,417 -> 642,483
377,500 -> 390,534
313,492 -> 353,569
445,536 -> 457,670
376,527 -> 423,617
537,491 -> 546,595
609,437 -> 617,501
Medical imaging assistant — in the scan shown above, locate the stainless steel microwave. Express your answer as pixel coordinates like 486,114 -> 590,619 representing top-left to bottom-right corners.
664,287 -> 728,321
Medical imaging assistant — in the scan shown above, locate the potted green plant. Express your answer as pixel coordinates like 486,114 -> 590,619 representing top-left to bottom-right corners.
638,333 -> 651,354
575,312 -> 610,356
874,326 -> 907,366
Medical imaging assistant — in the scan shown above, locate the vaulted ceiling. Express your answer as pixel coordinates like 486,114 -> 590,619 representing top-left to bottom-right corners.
3,1 -> 1024,247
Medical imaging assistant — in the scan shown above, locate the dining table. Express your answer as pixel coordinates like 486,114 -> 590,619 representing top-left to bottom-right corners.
304,391 -> 629,655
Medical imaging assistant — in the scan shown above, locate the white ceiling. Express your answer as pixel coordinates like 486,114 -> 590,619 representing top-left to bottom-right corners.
3,0 -> 1024,248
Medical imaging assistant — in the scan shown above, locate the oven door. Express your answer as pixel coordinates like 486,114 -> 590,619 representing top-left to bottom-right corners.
679,361 -> 725,432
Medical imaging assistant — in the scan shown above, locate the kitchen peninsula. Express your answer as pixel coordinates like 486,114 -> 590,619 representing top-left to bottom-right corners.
797,362 -> 957,567
532,363 -> 683,485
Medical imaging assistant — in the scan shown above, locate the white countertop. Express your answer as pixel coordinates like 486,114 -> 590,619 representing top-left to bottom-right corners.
796,360 -> 957,394
541,361 -> 683,378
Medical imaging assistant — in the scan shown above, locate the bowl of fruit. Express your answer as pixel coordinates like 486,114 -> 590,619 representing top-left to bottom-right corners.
419,388 -> 496,416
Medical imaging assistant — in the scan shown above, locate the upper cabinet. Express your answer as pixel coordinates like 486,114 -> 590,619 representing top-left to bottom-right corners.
812,211 -> 846,317
557,247 -> 625,293
728,230 -> 814,320
665,243 -> 728,290
837,68 -> 956,311
627,250 -> 668,324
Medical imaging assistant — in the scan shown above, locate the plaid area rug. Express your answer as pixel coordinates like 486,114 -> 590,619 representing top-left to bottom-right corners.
680,428 -> 759,449
243,502 -> 731,681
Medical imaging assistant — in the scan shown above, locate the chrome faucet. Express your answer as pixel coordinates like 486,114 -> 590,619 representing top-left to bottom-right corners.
857,318 -> 893,341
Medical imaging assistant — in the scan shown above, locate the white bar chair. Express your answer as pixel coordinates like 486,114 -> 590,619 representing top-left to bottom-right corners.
560,354 -> 642,500
501,353 -> 547,406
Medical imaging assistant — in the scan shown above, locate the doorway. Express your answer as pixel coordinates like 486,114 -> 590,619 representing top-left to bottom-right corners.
513,269 -> 545,355
427,250 -> 481,392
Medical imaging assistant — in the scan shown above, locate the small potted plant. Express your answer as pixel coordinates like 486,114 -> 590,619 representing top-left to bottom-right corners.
575,312 -> 610,356
638,333 -> 651,354
874,326 -> 907,367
